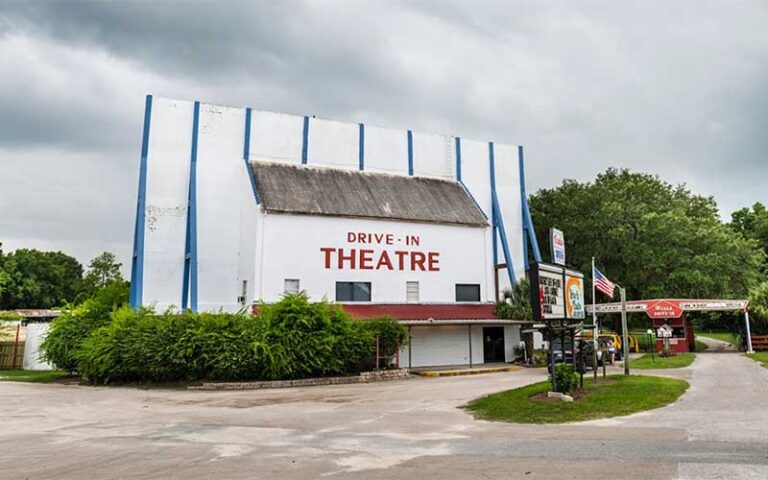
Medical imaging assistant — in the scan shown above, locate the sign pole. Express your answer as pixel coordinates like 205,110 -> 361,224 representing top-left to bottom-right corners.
620,287 -> 629,375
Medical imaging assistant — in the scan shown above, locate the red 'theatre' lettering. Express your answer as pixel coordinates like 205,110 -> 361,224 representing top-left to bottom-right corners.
376,251 -> 393,270
359,249 -> 374,270
428,252 -> 440,271
411,252 -> 426,271
320,247 -> 334,269
394,251 -> 408,270
320,248 -> 441,271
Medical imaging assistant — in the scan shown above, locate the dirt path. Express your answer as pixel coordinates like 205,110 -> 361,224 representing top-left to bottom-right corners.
697,335 -> 739,352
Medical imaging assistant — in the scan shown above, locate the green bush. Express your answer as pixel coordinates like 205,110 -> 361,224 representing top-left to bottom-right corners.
550,364 -> 578,394
360,317 -> 409,368
40,281 -> 129,372
75,293 -> 407,384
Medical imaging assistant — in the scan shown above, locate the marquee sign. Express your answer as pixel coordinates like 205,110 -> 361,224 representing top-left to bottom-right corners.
530,262 -> 585,322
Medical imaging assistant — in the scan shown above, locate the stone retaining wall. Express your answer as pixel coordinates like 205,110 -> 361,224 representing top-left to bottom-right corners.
189,369 -> 410,391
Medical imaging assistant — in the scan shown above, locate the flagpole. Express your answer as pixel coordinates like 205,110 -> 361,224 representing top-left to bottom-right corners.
592,257 -> 598,379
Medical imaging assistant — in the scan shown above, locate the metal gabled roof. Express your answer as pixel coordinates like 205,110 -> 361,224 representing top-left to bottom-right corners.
250,162 -> 488,227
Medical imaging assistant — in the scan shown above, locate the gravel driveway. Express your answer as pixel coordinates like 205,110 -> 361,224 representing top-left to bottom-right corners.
1,352 -> 766,479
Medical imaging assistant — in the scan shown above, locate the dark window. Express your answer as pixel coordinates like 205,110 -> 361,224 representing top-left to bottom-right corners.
455,284 -> 480,302
336,282 -> 372,302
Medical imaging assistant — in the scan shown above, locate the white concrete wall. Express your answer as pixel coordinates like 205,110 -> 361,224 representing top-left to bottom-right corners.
196,103 -> 250,312
257,213 -> 490,303
141,98 -> 194,311
22,323 -> 54,371
493,144 -> 525,286
135,97 -> 528,311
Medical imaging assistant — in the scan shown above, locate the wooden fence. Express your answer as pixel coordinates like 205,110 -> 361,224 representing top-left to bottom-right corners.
751,335 -> 768,351
0,340 -> 25,369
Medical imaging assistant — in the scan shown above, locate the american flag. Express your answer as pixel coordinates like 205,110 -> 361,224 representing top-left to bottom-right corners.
594,267 -> 615,297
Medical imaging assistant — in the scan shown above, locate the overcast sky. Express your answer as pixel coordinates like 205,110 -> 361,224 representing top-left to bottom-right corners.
1,1 -> 767,274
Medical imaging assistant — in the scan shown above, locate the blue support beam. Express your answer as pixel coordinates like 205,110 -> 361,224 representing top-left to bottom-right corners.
182,101 -> 200,312
489,142 -> 516,287
407,130 -> 414,176
242,108 -> 261,204
129,94 -> 153,310
358,123 -> 365,170
301,116 -> 310,164
518,146 -> 542,264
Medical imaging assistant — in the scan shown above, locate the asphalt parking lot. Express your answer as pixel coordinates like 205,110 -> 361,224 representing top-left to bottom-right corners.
1,352 -> 767,480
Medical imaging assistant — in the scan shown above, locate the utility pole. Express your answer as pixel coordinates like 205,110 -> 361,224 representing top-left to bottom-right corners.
620,287 -> 630,375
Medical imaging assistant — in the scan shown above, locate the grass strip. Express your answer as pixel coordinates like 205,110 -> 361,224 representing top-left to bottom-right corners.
465,374 -> 688,424
0,370 -> 71,383
746,352 -> 768,368
630,352 -> 695,369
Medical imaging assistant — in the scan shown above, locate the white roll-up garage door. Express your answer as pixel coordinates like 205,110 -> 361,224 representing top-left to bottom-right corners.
404,325 -> 472,368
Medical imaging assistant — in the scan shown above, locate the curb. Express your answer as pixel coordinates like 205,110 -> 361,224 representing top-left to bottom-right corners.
188,369 -> 410,391
411,365 -> 519,377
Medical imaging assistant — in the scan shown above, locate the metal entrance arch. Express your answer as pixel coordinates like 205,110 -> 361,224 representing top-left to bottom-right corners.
587,299 -> 753,353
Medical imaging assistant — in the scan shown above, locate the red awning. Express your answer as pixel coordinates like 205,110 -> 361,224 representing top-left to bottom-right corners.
340,303 -> 498,320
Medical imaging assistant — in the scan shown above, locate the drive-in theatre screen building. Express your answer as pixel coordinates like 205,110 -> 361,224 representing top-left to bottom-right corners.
129,96 -> 541,368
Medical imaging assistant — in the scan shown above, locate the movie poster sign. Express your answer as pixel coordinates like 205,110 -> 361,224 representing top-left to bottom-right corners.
564,269 -> 585,319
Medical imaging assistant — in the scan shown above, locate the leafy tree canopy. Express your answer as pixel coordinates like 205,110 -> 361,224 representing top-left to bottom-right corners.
0,248 -> 84,309
529,168 -> 764,301
80,251 -> 124,298
730,203 -> 768,266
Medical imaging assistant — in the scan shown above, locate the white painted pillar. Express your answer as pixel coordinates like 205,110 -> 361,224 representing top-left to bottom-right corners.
745,311 -> 754,354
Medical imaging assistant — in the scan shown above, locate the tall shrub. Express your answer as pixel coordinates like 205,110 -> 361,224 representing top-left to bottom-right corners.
41,281 -> 129,372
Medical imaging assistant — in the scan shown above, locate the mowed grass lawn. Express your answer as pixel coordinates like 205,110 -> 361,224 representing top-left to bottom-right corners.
630,352 -> 696,369
465,375 -> 689,424
698,332 -> 739,346
0,370 -> 70,383
747,352 -> 768,368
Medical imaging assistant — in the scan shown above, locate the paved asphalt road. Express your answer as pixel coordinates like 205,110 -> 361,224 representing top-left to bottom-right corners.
1,353 -> 767,480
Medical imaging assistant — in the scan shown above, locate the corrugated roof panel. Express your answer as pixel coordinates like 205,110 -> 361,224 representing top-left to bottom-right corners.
251,162 -> 488,227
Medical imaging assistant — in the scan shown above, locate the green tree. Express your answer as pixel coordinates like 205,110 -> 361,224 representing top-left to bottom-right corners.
748,281 -> 768,333
0,249 -> 84,309
495,278 -> 532,321
529,168 -> 764,302
80,251 -> 123,298
730,203 -> 768,266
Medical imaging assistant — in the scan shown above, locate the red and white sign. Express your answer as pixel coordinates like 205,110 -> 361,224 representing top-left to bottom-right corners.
646,300 -> 683,319
320,231 -> 440,272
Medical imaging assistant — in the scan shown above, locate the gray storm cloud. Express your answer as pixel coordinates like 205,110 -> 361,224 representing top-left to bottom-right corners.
1,0 -> 766,271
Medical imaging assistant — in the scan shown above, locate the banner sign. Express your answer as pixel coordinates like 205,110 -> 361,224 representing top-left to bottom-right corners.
645,300 -> 683,319
550,228 -> 566,266
564,269 -> 585,319
588,299 -> 749,315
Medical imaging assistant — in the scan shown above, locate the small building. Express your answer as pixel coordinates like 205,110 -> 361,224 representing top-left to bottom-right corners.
0,309 -> 59,370
129,96 -> 542,368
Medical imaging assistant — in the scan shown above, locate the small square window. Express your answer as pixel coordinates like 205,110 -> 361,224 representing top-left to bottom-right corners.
406,281 -> 419,302
336,282 -> 371,302
455,284 -> 481,302
284,279 -> 300,295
